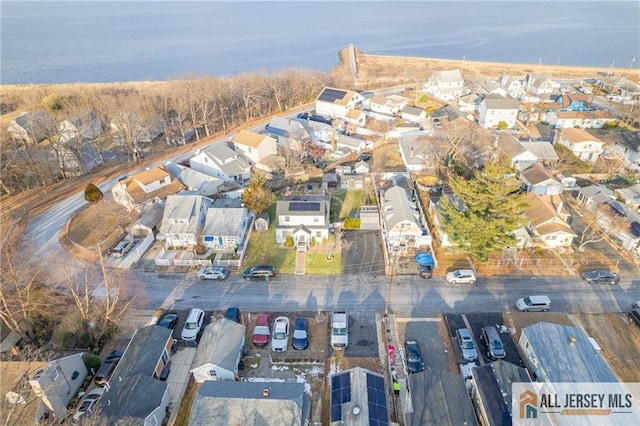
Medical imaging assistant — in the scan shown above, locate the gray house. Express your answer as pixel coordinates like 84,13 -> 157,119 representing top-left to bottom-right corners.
518,322 -> 618,383
7,109 -> 54,144
158,194 -> 211,248
189,381 -> 310,425
189,142 -> 251,182
407,368 -> 477,426
202,198 -> 251,251
519,163 -> 563,195
98,325 -> 173,426
190,318 -> 246,382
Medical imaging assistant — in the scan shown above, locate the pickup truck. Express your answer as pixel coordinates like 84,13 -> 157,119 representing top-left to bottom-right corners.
331,311 -> 348,349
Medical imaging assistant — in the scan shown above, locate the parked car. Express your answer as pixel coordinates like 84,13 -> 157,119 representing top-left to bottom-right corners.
480,326 -> 506,360
357,153 -> 372,162
197,266 -> 229,280
157,313 -> 178,329
181,308 -> 205,341
418,264 -> 434,279
243,265 -> 276,281
331,311 -> 348,349
225,307 -> 242,324
455,328 -> 478,362
628,309 -> 640,327
581,270 -> 620,285
111,240 -> 133,258
103,350 -> 125,364
72,387 -> 105,422
404,340 -> 425,373
516,295 -> 551,312
292,316 -> 309,350
632,300 -> 640,309
631,221 -> 640,237
445,269 -> 476,284
94,360 -> 118,386
271,316 -> 290,352
252,313 -> 271,347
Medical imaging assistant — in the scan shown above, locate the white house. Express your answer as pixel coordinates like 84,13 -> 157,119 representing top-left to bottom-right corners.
189,142 -> 252,182
232,129 -> 278,165
457,93 -> 482,113
158,194 -> 211,247
190,319 -> 246,383
340,174 -> 365,190
546,110 -> 616,129
202,198 -> 251,250
398,137 -> 432,172
7,109 -> 54,144
59,109 -> 101,144
499,74 -> 526,99
615,184 -> 640,211
554,128 -> 604,162
275,196 -> 330,249
401,106 -> 427,123
525,73 -> 554,96
422,69 -> 466,102
369,95 -> 408,116
381,185 -> 430,252
55,141 -> 104,176
344,108 -> 366,127
315,87 -> 364,119
112,166 -> 184,211
610,132 -> 640,171
264,116 -> 310,150
521,192 -> 576,249
478,94 -> 520,129
519,163 -> 563,196
164,161 -> 225,197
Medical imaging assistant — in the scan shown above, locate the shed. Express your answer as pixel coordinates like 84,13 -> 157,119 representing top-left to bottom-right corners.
255,212 -> 270,232
191,318 -> 246,382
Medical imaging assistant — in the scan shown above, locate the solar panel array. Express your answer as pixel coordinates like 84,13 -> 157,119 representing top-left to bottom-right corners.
330,373 -> 351,422
366,373 -> 389,426
288,202 -> 320,212
318,88 -> 347,103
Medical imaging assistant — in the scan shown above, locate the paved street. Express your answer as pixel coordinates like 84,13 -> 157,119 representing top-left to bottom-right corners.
135,270 -> 640,317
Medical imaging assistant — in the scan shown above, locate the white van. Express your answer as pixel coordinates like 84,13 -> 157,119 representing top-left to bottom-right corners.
181,308 -> 205,341
516,295 -> 551,312
331,311 -> 348,349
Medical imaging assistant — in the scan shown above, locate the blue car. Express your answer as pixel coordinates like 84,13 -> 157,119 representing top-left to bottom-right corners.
292,316 -> 308,350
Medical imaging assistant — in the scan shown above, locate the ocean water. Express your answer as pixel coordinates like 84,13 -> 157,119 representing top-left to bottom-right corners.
1,1 -> 638,84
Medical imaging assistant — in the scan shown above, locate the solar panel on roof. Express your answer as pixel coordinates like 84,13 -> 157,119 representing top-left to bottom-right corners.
366,373 -> 389,426
318,88 -> 347,103
330,373 -> 351,422
289,202 -> 320,212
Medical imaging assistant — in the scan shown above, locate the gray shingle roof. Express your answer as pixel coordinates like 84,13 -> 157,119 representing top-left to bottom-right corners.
382,186 -> 421,231
192,319 -> 246,373
189,381 -> 309,426
202,199 -> 245,237
483,94 -> 520,110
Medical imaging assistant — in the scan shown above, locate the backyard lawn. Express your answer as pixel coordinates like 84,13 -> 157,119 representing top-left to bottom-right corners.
330,189 -> 371,221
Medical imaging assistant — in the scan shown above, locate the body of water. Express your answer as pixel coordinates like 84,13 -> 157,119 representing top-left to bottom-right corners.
1,1 -> 638,84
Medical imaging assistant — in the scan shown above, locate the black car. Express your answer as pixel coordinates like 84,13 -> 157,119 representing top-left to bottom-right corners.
631,221 -> 640,237
581,270 -> 620,285
629,309 -> 640,327
242,265 -> 276,281
225,307 -> 242,324
103,350 -> 125,364
404,340 -> 425,373
357,153 -> 372,162
158,313 -> 178,329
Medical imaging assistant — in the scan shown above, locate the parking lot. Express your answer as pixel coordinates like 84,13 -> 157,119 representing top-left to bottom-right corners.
341,229 -> 386,275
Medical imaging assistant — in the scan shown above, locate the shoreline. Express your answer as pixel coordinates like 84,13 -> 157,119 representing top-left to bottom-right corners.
2,52 -> 638,90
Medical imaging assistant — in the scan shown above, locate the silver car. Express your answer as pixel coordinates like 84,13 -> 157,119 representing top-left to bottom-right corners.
455,328 -> 478,361
445,269 -> 476,284
197,266 -> 229,280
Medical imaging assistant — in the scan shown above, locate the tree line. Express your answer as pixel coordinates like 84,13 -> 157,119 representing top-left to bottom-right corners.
1,68 -> 340,195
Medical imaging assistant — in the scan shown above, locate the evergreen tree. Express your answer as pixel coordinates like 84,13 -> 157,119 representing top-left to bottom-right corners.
440,160 -> 527,261
241,172 -> 273,215
84,183 -> 103,203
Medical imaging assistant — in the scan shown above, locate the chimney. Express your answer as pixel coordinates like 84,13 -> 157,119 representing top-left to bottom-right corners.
568,336 -> 576,345
263,388 -> 269,397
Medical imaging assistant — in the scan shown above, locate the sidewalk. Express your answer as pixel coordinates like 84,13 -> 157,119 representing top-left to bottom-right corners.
166,347 -> 197,425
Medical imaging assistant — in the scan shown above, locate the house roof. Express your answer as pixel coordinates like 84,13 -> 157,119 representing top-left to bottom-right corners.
202,199 -> 245,238
200,142 -> 251,177
598,76 -> 640,93
482,93 -> 520,110
329,367 -> 389,426
382,186 -> 422,232
160,194 -> 210,235
115,325 -> 172,378
189,381 -> 309,426
523,192 -> 570,227
431,69 -> 463,83
316,87 -> 359,106
276,197 -> 329,217
192,318 -> 245,373
554,110 -> 613,120
520,163 -> 558,186
520,322 -> 618,383
164,162 -> 224,196
100,373 -> 167,425
498,133 -> 528,158
519,141 -> 558,161
0,361 -> 48,425
559,128 -> 602,143
407,368 -> 477,426
133,167 -> 170,186
615,184 -> 640,205
346,108 -> 364,119
123,166 -> 185,203
471,361 -> 531,426
579,184 -> 616,204
234,130 -> 269,148
402,105 -> 425,116
399,137 -> 431,168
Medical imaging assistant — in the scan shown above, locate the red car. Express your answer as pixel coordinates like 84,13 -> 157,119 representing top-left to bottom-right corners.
252,313 -> 271,347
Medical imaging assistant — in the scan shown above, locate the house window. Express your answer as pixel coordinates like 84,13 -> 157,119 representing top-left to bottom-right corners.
50,366 -> 61,382
247,147 -> 252,153
159,178 -> 166,184
149,417 -> 158,426
285,216 -> 290,222
314,217 -> 319,222
316,231 -> 322,238
162,349 -> 169,365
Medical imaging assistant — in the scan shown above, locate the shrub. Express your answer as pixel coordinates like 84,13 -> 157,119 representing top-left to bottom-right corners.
497,121 -> 508,130
285,234 -> 294,247
310,236 -> 316,247
343,218 -> 361,229
84,355 -> 101,373
84,183 -> 103,203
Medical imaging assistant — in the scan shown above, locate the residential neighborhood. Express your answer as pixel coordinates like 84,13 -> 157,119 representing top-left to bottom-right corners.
3,55 -> 640,426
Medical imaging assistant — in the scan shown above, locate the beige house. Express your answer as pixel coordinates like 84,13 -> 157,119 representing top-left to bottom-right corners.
232,130 -> 278,165
520,192 -> 576,249
315,87 -> 364,119
554,128 -> 604,162
112,166 -> 184,212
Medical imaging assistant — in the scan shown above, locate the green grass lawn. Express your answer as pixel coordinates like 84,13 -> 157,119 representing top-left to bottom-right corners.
305,252 -> 343,274
331,189 -> 369,221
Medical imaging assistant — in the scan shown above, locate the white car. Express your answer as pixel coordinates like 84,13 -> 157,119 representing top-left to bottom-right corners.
181,308 -> 205,341
445,269 -> 476,284
197,266 -> 229,280
271,316 -> 290,352
72,387 -> 104,422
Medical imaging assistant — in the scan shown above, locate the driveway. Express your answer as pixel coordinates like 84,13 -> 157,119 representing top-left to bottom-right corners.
341,229 -> 385,275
